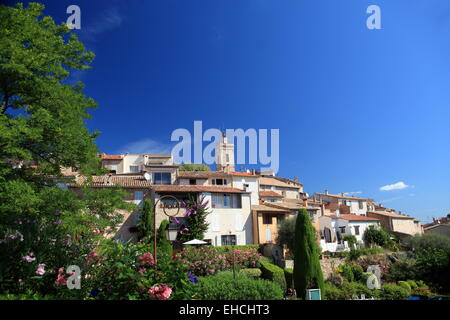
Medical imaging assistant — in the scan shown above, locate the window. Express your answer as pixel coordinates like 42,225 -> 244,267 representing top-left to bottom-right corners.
339,226 -> 346,233
354,226 -> 360,235
189,179 -> 196,185
134,191 -> 143,205
110,164 -> 118,173
226,154 -> 230,163
263,214 -> 272,225
130,165 -> 139,173
153,172 -> 171,185
212,178 -> 227,185
221,235 -> 236,246
276,215 -> 284,224
211,193 -> 242,208
358,201 -> 364,209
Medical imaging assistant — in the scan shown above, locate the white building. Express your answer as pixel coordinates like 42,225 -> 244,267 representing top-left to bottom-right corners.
319,214 -> 380,252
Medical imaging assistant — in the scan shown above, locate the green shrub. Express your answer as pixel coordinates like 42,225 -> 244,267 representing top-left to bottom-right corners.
187,271 -> 283,300
381,283 -> 410,300
340,281 -> 372,299
398,281 -> 412,295
239,268 -> 262,278
259,261 -> 287,291
384,258 -> 415,282
348,249 -> 361,261
323,282 -> 343,300
157,219 -> 173,256
407,280 -> 418,289
339,264 -> 364,283
284,268 -> 293,289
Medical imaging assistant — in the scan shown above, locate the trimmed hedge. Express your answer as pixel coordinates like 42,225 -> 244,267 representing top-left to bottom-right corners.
259,261 -> 287,291
188,271 -> 283,300
284,268 -> 294,289
239,268 -> 262,278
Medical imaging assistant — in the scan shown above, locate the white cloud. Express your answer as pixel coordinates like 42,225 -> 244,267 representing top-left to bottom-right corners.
116,139 -> 172,155
379,181 -> 409,191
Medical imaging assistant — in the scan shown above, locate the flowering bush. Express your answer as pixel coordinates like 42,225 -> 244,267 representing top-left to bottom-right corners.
80,240 -> 192,300
176,247 -> 262,276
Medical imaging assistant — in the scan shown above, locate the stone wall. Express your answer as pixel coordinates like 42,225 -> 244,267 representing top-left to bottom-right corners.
320,257 -> 345,279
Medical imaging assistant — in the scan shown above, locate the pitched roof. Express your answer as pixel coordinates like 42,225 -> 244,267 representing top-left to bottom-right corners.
259,176 -> 300,189
368,211 -> 417,220
252,204 -> 289,213
315,193 -> 367,201
329,214 -> 380,222
100,152 -> 123,160
68,175 -> 247,193
259,190 -> 283,198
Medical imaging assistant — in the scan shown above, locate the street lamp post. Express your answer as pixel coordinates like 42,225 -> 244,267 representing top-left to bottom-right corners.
152,195 -> 181,264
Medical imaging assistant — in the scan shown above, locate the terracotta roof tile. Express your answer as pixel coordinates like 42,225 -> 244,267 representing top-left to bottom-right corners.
259,190 -> 283,198
368,211 -> 416,220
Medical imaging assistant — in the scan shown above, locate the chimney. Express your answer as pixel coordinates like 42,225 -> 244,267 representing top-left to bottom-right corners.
302,198 -> 308,206
251,168 -> 256,175
324,189 -> 328,195
294,177 -> 299,183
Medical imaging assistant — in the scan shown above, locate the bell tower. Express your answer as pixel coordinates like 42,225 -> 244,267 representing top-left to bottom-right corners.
216,131 -> 235,172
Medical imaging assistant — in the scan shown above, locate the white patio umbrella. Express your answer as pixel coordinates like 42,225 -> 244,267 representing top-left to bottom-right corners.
182,239 -> 208,245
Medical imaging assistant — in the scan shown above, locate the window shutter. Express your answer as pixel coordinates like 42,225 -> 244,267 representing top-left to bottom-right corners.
265,228 -> 272,242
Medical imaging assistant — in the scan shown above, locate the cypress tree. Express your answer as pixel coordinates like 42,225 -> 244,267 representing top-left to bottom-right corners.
139,198 -> 154,242
293,208 -> 324,299
157,219 -> 173,256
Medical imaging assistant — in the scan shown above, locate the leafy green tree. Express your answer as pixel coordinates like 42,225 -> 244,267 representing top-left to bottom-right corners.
277,217 -> 296,250
363,225 -> 391,247
0,3 -> 133,295
178,164 -> 211,171
293,208 -> 324,299
157,219 -> 173,256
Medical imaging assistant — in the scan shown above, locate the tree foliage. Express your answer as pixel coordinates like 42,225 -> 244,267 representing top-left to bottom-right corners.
176,196 -> 210,242
276,217 -> 296,250
293,208 -> 324,299
0,3 -> 133,295
363,225 -> 391,248
178,164 -> 211,171
138,198 -> 154,242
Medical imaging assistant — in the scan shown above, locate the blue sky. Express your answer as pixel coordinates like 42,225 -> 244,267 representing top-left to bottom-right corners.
8,0 -> 450,222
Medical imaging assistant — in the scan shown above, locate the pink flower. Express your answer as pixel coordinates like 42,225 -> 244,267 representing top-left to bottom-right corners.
55,268 -> 67,286
22,253 -> 36,263
138,268 -> 146,274
149,284 -> 172,300
36,264 -> 46,276
139,253 -> 155,266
